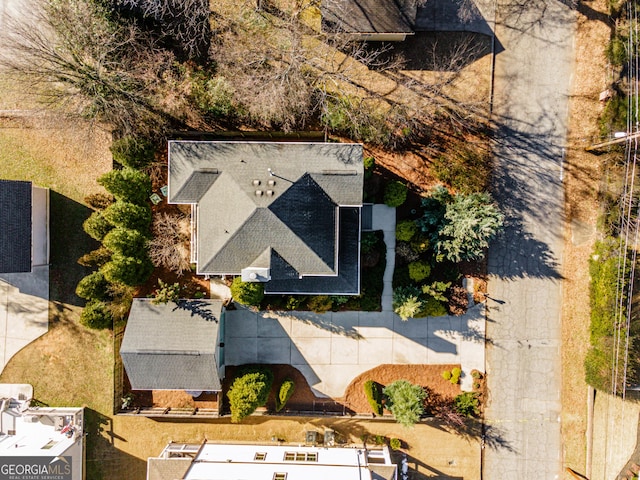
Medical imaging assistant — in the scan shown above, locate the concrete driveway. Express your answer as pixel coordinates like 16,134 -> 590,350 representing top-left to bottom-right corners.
224,302 -> 485,398
0,266 -> 49,373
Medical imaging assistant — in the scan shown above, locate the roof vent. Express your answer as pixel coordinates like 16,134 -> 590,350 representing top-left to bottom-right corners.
255,190 -> 263,196
268,179 -> 276,187
252,179 -> 261,186
266,190 -> 274,196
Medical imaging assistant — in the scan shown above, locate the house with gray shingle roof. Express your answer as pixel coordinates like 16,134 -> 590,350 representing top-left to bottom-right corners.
321,0 -> 417,41
0,180 -> 49,273
120,298 -> 224,391
168,141 -> 364,295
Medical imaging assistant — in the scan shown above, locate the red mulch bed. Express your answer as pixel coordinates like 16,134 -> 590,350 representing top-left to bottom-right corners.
128,363 -> 465,416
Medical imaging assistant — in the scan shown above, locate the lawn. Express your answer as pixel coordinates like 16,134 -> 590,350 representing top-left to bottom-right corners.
0,108 -> 114,479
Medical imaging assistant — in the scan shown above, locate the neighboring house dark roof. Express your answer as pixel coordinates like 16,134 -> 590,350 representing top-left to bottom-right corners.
322,0 -> 416,34
120,299 -> 224,391
168,141 -> 363,295
0,180 -> 32,273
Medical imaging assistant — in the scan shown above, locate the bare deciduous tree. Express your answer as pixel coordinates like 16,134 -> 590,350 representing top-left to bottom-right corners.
147,212 -> 191,275
0,0 -> 174,134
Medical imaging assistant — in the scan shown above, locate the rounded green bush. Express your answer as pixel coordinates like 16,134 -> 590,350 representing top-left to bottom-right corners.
384,181 -> 408,207
364,380 -> 383,415
408,260 -> 431,282
396,220 -> 418,242
416,296 -> 447,318
101,253 -> 154,287
227,367 -> 274,423
230,277 -> 265,307
442,370 -> 452,381
275,379 -> 295,412
103,227 -> 149,258
364,156 -> 376,170
390,438 -> 401,450
80,299 -> 113,329
76,270 -> 109,301
83,211 -> 114,241
102,201 -> 152,232
410,235 -> 430,254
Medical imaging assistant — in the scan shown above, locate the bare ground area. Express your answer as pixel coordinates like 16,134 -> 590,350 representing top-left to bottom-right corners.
561,0 -> 613,477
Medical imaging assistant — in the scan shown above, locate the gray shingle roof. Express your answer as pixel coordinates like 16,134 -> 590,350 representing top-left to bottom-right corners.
0,180 -> 32,273
168,142 -> 363,294
322,0 -> 416,34
120,299 -> 223,391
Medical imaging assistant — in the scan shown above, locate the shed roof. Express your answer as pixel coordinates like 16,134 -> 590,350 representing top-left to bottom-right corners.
120,299 -> 223,391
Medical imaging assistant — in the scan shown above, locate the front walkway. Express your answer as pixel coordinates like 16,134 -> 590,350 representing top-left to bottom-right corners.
0,266 -> 49,374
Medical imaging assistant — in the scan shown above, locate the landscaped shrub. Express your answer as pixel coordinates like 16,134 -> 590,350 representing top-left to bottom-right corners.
227,367 -> 274,422
80,299 -> 113,329
441,370 -> 452,381
84,192 -> 114,210
396,220 -> 417,242
384,181 -> 408,207
363,380 -> 383,416
275,378 -> 295,412
285,295 -> 306,310
389,438 -> 401,450
383,380 -> 426,427
83,211 -> 114,241
76,270 -> 109,301
417,296 -> 447,317
450,367 -> 461,384
454,392 -> 479,417
364,156 -> 375,179
396,242 -> 419,264
410,234 -> 430,254
393,286 -> 422,321
101,253 -> 154,286
191,74 -> 236,117
307,295 -> 333,313
152,280 -> 181,304
77,246 -> 112,267
103,227 -> 148,258
98,167 -> 152,205
102,201 -> 152,232
230,277 -> 264,306
110,136 -> 155,169
361,231 -> 378,254
408,260 -> 431,282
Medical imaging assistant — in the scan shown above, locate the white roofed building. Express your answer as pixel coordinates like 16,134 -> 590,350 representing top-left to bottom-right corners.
147,442 -> 397,480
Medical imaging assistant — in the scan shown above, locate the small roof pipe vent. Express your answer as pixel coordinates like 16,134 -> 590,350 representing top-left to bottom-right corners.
266,190 -> 274,196
252,179 -> 261,186
255,190 -> 263,196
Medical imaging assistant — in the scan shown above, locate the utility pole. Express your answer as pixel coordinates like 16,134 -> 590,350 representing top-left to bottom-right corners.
585,131 -> 640,152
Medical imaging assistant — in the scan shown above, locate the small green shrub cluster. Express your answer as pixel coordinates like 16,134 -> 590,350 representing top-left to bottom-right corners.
307,295 -> 333,313
384,181 -> 408,207
110,136 -> 155,169
363,380 -> 383,416
275,378 -> 295,412
408,260 -> 431,282
383,380 -> 426,427
393,286 -> 423,321
454,392 -> 479,417
389,438 -> 401,450
80,299 -> 113,329
396,220 -> 418,242
442,367 -> 461,384
321,95 -> 392,146
152,279 -> 182,304
361,231 -> 379,254
76,271 -> 109,301
227,367 -> 274,423
230,277 -> 265,307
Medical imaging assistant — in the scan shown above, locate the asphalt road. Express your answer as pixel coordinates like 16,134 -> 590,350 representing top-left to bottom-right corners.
484,0 -> 576,478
